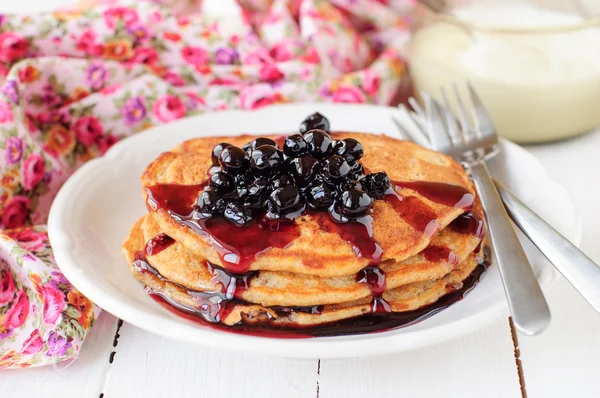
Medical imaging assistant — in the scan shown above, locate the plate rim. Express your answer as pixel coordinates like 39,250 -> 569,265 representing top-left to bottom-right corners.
48,103 -> 582,358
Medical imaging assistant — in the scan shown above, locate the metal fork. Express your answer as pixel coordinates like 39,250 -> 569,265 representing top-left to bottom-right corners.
397,97 -> 600,316
401,85 -> 551,335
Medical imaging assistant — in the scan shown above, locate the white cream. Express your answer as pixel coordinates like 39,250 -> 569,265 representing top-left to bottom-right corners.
408,1 -> 600,143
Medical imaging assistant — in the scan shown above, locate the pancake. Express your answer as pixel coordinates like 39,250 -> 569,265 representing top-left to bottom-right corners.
124,214 -> 482,307
124,220 -> 481,328
142,133 -> 475,277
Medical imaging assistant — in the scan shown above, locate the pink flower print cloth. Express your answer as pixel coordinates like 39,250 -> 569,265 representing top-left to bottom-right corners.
0,0 -> 412,368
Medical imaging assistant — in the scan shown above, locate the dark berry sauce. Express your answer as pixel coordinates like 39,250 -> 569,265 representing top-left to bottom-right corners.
146,248 -> 490,338
422,246 -> 459,266
206,262 -> 255,298
384,193 -> 441,238
146,184 -> 301,273
144,233 -> 175,256
393,181 -> 475,211
449,212 -> 485,238
134,255 -> 256,323
314,213 -> 383,265
356,266 -> 387,295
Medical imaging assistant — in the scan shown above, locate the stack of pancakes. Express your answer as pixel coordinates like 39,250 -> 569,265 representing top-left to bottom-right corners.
123,133 -> 487,331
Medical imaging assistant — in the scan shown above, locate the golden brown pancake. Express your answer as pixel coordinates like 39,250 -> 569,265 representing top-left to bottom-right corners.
142,133 -> 475,277
124,219 -> 480,327
123,214 -> 482,307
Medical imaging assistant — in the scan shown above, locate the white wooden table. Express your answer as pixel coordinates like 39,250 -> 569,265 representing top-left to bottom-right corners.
1,129 -> 599,398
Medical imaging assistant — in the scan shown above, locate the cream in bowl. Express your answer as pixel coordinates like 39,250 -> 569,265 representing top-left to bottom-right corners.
408,0 -> 600,143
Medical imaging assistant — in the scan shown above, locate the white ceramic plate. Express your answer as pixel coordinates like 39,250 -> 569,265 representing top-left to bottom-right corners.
48,104 -> 581,359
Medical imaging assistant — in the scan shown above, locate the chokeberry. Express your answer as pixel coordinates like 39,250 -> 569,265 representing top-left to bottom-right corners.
283,134 -> 308,157
299,112 -> 330,134
243,137 -> 278,154
304,129 -> 334,159
218,146 -> 250,175
211,142 -> 232,166
196,189 -> 225,215
305,181 -> 335,210
209,171 -> 236,198
334,138 -> 364,163
250,144 -> 284,175
323,155 -> 351,182
290,155 -> 321,186
360,172 -> 391,199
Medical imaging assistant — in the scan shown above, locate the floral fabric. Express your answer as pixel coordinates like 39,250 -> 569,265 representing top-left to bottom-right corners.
0,0 -> 412,368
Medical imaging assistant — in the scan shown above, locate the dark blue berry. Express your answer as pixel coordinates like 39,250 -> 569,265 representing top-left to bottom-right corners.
360,172 -> 391,199
348,162 -> 365,180
211,142 -> 232,166
218,146 -> 250,175
299,112 -> 330,134
196,189 -> 225,215
209,171 -> 236,198
243,137 -> 278,154
283,134 -> 308,157
305,181 -> 335,210
290,155 -> 321,186
323,155 -> 351,182
335,188 -> 372,219
270,173 -> 294,190
244,177 -> 270,209
304,129 -> 334,159
250,144 -> 284,175
266,185 -> 306,220
334,138 -> 364,163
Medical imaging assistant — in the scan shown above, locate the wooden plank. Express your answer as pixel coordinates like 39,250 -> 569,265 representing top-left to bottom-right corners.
518,129 -> 600,398
0,312 -> 118,397
318,320 -> 522,398
103,322 -> 319,398
518,279 -> 600,398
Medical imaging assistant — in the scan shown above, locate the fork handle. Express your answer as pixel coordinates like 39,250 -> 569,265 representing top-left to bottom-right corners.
470,162 -> 551,335
495,182 -> 600,313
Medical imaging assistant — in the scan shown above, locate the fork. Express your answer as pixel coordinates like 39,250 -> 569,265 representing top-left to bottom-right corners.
397,94 -> 600,316
398,85 -> 551,335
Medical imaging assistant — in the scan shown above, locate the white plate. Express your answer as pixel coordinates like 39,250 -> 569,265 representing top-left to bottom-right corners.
48,103 -> 581,359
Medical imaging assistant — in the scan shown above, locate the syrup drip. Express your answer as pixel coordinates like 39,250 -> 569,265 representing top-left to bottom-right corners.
356,266 -> 387,295
449,212 -> 485,238
314,213 -> 383,265
144,233 -> 175,256
372,296 -> 392,314
393,181 -> 475,211
422,246 -> 459,266
134,255 -> 254,323
207,262 -> 255,299
146,184 -> 301,273
383,191 -> 441,238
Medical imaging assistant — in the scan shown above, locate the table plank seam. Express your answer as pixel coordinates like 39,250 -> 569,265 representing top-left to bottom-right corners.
509,317 -> 528,398
315,359 -> 321,398
97,319 -> 125,397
